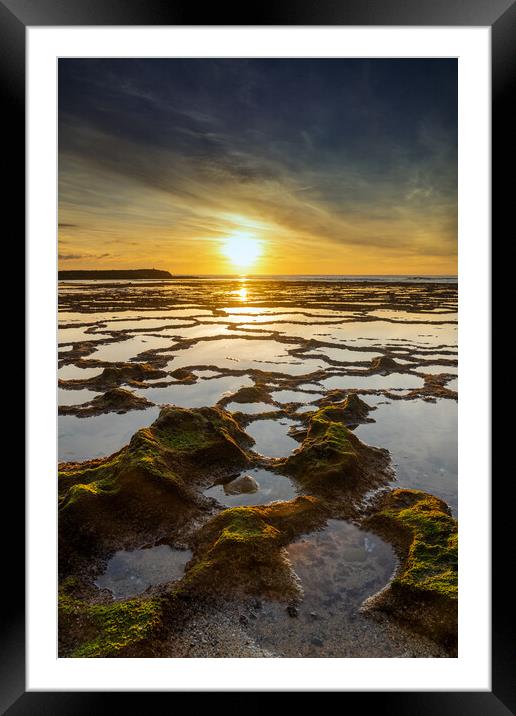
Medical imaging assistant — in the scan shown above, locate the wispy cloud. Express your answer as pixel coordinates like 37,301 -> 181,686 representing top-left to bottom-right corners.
58,251 -> 112,260
58,58 -> 457,273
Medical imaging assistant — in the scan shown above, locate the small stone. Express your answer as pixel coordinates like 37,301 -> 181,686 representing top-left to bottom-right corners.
224,474 -> 260,495
311,637 -> 324,647
309,611 -> 318,619
239,614 -> 249,626
287,605 -> 299,618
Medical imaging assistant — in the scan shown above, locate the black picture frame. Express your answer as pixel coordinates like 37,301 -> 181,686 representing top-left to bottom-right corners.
4,0 -> 507,710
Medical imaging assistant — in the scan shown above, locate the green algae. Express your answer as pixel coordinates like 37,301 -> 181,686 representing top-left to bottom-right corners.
224,384 -> 271,404
316,393 -> 372,422
59,591 -> 163,658
363,489 -> 458,651
184,496 -> 327,600
281,404 -> 390,498
152,407 -> 246,453
58,406 -> 253,567
367,489 -> 457,600
59,406 -> 250,491
94,387 -> 151,408
60,498 -> 327,655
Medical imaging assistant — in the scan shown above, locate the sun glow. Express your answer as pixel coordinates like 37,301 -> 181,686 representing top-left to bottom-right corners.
234,286 -> 248,301
221,232 -> 262,270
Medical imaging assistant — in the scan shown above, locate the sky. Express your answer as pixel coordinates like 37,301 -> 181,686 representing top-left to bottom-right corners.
58,58 -> 457,275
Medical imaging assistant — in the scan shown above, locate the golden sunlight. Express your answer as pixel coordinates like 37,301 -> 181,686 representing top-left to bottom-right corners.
221,232 -> 262,271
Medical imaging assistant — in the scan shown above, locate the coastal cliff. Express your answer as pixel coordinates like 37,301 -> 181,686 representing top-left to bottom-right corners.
58,269 -> 172,280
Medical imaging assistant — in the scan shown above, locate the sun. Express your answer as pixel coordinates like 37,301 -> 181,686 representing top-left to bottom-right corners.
221,232 -> 262,271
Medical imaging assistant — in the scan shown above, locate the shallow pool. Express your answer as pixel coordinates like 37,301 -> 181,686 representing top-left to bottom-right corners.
225,401 -> 278,414
246,418 -> 300,457
270,390 -> 324,404
95,544 -> 192,599
58,407 -> 160,462
356,398 -> 458,513
204,468 -> 297,507
58,388 -> 100,406
246,519 -> 442,657
320,372 -> 425,391
135,375 -> 254,408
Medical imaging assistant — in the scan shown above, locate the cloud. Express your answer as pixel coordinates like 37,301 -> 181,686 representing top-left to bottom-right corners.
58,59 -> 457,271
58,252 -> 112,260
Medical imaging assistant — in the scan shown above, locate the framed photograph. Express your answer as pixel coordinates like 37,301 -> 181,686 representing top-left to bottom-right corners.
5,0 -> 507,709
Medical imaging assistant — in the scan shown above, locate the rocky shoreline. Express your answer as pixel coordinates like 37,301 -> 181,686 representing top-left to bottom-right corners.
58,402 -> 457,658
58,278 -> 458,658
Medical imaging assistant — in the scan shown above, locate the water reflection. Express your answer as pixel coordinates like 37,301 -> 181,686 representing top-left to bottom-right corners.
95,544 -> 192,599
246,418 -> 300,457
58,364 -> 103,381
204,467 -> 297,507
58,407 -> 160,462
135,375 -> 253,408
321,373 -> 424,391
270,390 -> 324,404
163,338 -> 325,375
356,398 -> 457,513
246,520 -> 441,657
89,335 -> 174,363
58,388 -> 100,406
225,401 -> 277,414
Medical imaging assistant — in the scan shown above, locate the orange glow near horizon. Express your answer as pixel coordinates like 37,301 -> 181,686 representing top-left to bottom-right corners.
58,202 -> 457,276
58,59 -> 457,277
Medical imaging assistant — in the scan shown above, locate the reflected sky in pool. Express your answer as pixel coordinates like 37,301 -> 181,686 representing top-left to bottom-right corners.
204,467 -> 297,507
89,335 -> 175,362
58,387 -> 100,406
225,401 -> 278,414
321,372 -> 424,391
161,338 -> 329,376
245,519 -> 441,657
270,390 -> 324,404
95,544 -> 192,599
58,407 -> 160,462
414,364 -> 458,375
356,398 -> 457,513
246,417 -> 300,457
58,364 -> 104,381
135,375 -> 253,408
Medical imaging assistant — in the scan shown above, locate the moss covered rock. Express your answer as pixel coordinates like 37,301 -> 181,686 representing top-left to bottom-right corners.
170,368 -> 197,382
281,406 -> 392,499
60,362 -> 167,391
58,590 -> 165,657
58,406 -> 253,569
370,355 -> 400,372
362,489 -> 457,651
223,384 -> 271,404
183,496 -> 327,601
59,387 -> 154,417
317,393 -> 372,423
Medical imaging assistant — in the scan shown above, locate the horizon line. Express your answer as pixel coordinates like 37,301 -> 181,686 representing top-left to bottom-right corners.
182,272 -> 458,277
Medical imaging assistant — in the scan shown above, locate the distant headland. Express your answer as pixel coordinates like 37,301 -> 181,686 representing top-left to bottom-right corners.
58,269 -> 173,280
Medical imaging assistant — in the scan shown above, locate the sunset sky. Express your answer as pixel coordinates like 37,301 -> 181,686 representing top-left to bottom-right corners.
58,58 -> 457,276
